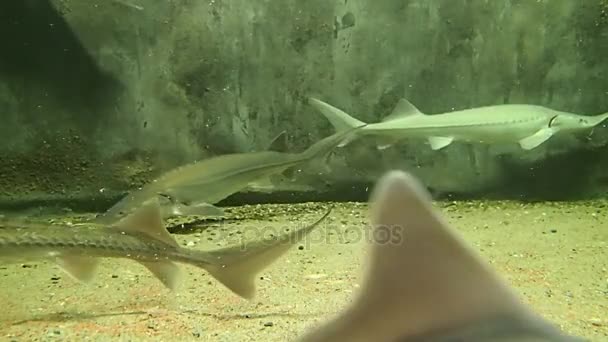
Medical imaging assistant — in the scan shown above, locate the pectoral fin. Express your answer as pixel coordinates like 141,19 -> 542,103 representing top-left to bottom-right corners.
337,135 -> 356,148
428,136 -> 454,150
519,128 -> 554,150
375,137 -> 399,150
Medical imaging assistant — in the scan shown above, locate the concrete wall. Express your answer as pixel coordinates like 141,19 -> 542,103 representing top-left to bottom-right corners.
1,0 -> 608,211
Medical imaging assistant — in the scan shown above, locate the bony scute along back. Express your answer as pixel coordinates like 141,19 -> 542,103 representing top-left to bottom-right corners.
0,199 -> 333,300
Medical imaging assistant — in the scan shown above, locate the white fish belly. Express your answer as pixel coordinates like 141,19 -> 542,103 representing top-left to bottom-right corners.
447,121 -> 541,143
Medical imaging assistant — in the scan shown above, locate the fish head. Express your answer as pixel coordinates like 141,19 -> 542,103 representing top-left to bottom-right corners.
549,111 -> 608,133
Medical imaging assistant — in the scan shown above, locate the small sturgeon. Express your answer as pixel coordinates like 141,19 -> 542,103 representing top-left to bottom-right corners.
309,97 -> 608,151
0,199 -> 331,299
96,127 -> 361,224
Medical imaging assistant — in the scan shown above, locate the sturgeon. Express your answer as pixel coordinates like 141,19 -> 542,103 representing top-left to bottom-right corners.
309,97 -> 608,151
96,127 -> 361,224
0,199 -> 331,299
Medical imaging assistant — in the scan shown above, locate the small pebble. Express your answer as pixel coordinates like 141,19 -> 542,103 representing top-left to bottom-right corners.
589,318 -> 603,327
305,274 -> 327,280
46,329 -> 62,338
263,322 -> 274,327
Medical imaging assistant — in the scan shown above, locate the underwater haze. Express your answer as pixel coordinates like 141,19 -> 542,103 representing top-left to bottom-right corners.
0,1 -> 606,341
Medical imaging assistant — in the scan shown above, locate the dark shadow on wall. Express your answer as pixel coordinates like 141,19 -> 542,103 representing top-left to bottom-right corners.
0,0 -> 123,131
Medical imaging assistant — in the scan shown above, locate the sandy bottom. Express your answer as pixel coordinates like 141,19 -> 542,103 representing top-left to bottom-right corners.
0,200 -> 606,341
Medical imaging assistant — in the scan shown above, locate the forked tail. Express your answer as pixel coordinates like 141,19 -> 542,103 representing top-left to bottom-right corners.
194,207 -> 332,299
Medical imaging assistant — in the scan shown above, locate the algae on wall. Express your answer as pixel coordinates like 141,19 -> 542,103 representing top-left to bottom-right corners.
1,0 -> 608,211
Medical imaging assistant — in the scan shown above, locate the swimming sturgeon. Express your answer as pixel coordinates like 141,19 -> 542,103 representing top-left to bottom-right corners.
0,199 -> 332,299
96,127 -> 361,224
309,97 -> 608,151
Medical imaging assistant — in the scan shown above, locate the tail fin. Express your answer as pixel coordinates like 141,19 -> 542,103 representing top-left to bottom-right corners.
308,97 -> 367,132
202,207 -> 332,299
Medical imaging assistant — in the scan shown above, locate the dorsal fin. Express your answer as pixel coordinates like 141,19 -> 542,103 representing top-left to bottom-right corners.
382,98 -> 424,122
363,171 -> 527,334
111,198 -> 178,247
298,171 -> 536,341
266,130 -> 288,152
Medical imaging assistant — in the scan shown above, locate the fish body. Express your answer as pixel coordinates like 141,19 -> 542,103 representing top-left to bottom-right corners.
297,170 -> 585,341
96,128 -> 359,224
309,97 -> 608,151
1,199 -> 331,299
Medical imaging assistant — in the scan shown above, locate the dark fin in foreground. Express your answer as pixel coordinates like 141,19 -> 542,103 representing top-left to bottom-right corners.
204,208 -> 332,299
298,171 -> 583,341
112,199 -> 181,290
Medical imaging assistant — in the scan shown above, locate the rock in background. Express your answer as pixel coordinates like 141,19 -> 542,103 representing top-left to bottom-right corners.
1,0 -> 608,212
